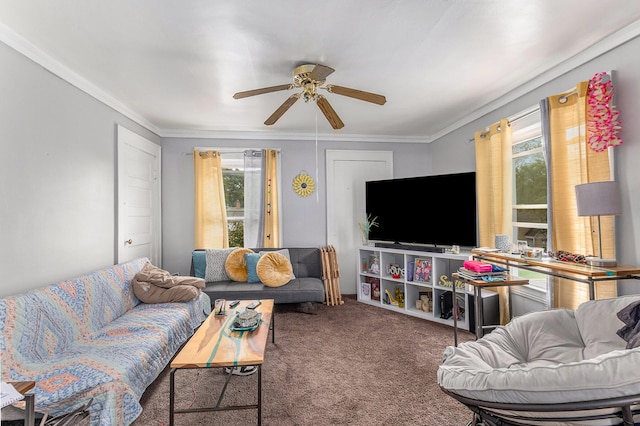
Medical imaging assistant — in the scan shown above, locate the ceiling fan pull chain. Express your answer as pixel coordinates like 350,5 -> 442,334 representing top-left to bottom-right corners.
315,110 -> 319,203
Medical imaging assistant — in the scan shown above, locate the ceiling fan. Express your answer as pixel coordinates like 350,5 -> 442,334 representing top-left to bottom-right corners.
232,64 -> 386,130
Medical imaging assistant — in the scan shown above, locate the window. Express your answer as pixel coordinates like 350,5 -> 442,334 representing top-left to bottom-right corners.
194,148 -> 280,249
511,110 -> 547,249
510,109 -> 548,292
220,149 -> 279,248
221,152 -> 245,247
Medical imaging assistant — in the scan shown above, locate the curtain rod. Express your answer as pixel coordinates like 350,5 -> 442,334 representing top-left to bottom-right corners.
186,148 -> 282,156
508,106 -> 540,123
468,75 -> 597,144
468,106 -> 542,143
557,91 -> 578,104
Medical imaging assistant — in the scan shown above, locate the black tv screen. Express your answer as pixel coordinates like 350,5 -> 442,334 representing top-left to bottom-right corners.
365,172 -> 477,248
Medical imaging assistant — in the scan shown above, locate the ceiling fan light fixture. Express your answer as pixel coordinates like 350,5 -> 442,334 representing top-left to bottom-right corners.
302,82 -> 318,103
233,63 -> 385,128
303,91 -> 313,103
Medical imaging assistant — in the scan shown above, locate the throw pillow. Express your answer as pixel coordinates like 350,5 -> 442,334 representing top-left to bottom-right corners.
205,248 -> 235,281
257,252 -> 293,287
225,248 -> 254,282
192,250 -> 206,278
259,248 -> 296,279
245,253 -> 262,283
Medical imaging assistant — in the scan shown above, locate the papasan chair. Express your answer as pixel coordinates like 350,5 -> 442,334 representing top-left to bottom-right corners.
438,295 -> 640,425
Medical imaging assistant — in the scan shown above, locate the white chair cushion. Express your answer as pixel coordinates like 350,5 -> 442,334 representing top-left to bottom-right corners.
440,341 -> 640,405
438,295 -> 640,405
575,295 -> 638,359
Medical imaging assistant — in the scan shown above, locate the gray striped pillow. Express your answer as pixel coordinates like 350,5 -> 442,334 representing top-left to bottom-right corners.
205,248 -> 235,281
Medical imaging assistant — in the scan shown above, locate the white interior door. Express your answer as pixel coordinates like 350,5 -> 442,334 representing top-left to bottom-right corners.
117,125 -> 161,265
326,150 -> 393,294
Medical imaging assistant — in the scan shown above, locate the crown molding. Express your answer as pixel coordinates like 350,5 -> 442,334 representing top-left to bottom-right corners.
3,18 -> 639,144
428,19 -> 640,143
0,23 -> 423,143
0,22 -> 162,136
158,128 -> 427,143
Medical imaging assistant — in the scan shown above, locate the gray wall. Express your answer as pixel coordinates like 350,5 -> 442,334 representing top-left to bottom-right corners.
430,36 -> 640,295
0,42 -> 160,297
160,139 -> 432,276
2,33 -> 639,298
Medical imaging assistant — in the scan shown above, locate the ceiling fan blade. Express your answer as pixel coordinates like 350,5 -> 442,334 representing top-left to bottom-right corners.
316,95 -> 344,130
325,85 -> 386,105
233,84 -> 292,99
264,93 -> 300,125
309,64 -> 335,82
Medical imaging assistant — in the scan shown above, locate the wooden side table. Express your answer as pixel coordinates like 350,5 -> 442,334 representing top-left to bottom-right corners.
452,273 -> 529,346
2,381 -> 36,426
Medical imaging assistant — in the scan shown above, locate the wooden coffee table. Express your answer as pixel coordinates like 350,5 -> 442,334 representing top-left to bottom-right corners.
169,299 -> 274,426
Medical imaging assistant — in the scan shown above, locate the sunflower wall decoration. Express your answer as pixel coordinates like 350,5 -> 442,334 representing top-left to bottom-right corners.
292,171 -> 315,197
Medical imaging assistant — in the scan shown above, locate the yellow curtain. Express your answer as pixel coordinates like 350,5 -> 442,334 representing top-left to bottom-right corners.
474,118 -> 512,325
194,150 -> 228,249
547,82 -> 616,308
262,149 -> 280,247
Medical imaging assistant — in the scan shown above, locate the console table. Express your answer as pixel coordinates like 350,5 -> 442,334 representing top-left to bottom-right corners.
471,249 -> 640,301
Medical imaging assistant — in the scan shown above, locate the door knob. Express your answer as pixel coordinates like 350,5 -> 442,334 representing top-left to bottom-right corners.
125,239 -> 132,245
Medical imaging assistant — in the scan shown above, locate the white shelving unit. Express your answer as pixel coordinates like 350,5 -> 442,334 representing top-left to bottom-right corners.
357,245 -> 473,330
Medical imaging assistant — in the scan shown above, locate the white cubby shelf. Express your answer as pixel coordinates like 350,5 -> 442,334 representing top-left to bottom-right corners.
357,246 -> 473,330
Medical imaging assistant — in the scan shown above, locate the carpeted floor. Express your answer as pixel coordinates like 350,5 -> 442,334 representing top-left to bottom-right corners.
132,296 -> 475,426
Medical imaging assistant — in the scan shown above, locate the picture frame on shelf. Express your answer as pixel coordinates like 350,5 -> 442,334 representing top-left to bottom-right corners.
414,258 -> 432,282
369,277 -> 381,301
361,257 -> 368,273
361,281 -> 371,300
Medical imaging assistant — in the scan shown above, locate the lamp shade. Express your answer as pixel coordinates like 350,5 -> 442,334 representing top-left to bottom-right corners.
575,181 -> 621,217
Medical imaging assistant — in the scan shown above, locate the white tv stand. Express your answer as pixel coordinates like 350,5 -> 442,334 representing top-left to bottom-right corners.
357,245 -> 498,332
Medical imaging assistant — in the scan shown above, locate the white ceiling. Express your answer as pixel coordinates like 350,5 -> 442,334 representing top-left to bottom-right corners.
2,1 -> 640,142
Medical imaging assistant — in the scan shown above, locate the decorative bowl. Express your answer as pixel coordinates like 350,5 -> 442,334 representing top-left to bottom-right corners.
234,309 -> 260,328
522,248 -> 543,260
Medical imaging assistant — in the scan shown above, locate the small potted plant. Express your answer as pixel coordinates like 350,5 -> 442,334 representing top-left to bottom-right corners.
358,214 -> 378,245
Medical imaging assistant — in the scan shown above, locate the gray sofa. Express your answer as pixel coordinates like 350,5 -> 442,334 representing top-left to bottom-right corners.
191,247 -> 325,304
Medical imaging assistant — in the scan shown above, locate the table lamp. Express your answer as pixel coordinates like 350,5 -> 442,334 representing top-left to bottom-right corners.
575,181 -> 621,267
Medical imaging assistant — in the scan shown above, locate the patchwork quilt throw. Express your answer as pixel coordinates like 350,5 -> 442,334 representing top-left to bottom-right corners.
0,258 -> 210,425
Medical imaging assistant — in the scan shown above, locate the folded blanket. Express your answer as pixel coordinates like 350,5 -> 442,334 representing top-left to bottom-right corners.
616,299 -> 640,349
133,263 -> 205,303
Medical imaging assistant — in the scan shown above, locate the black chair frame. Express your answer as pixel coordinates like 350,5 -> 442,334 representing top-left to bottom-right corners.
440,387 -> 640,426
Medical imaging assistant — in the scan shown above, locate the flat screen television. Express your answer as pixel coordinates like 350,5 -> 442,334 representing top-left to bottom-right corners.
365,172 -> 477,249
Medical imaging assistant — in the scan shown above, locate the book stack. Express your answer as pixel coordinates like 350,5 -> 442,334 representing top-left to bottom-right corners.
457,261 -> 508,282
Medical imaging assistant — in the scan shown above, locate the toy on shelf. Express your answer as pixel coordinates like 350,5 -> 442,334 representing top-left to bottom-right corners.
384,287 -> 404,308
439,274 -> 465,290
387,263 -> 403,279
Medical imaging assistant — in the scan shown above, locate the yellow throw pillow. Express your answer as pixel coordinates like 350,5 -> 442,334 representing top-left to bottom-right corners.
257,252 -> 293,287
225,248 -> 254,282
